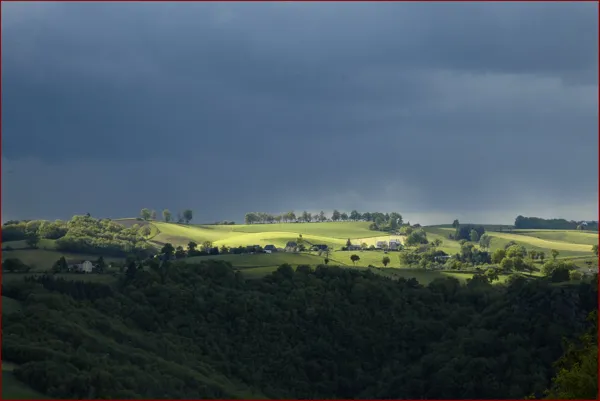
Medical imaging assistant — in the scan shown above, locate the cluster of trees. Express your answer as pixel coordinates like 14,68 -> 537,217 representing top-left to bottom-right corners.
396,237 -> 589,285
2,258 -> 33,273
515,215 -> 599,231
450,220 -> 486,242
54,216 -> 155,258
2,216 -> 154,258
2,220 -> 68,243
2,261 -> 596,399
243,210 -> 404,230
140,208 -> 193,224
404,228 -> 429,246
157,241 -> 276,260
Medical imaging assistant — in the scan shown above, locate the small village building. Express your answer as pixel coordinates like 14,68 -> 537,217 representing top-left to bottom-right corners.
389,240 -> 402,250
285,241 -> 297,252
264,245 -> 277,254
69,260 -> 94,273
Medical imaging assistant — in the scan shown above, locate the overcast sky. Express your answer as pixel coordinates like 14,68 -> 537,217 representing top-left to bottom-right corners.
2,2 -> 598,225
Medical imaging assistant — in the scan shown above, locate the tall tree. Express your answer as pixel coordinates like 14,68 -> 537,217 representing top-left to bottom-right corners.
162,209 -> 172,222
332,210 -> 341,222
479,234 -> 491,249
150,210 -> 157,220
161,243 -> 175,258
187,241 -> 198,254
551,249 -> 560,261
544,312 -> 598,399
319,211 -> 326,222
183,209 -> 193,224
140,208 -> 152,220
350,254 -> 360,265
382,256 -> 391,267
25,232 -> 40,249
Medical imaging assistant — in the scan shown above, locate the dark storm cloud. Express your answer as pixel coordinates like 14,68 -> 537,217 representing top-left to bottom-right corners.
2,2 -> 597,224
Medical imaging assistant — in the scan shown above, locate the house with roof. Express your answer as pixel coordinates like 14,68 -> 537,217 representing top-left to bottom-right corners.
68,260 -> 94,273
285,241 -> 297,252
348,244 -> 362,251
264,245 -> 277,254
312,244 -> 328,251
389,240 -> 402,250
376,241 -> 388,249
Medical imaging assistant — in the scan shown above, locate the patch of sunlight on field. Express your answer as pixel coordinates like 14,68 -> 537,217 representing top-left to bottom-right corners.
227,222 -> 379,238
511,230 -> 598,246
213,232 -> 347,248
487,232 -> 593,253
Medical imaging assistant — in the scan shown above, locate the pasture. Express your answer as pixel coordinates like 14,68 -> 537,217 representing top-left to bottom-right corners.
1,247 -> 123,271
148,221 -> 384,248
424,227 -> 596,258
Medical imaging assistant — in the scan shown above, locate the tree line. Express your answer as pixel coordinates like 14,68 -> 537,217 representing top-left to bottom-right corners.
2,261 -> 596,399
1,215 -> 154,258
140,208 -> 194,224
514,215 -> 598,231
243,210 -> 404,230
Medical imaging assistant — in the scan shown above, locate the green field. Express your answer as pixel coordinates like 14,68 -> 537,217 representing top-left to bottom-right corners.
424,227 -> 597,259
511,230 -> 599,246
4,222 -> 595,283
146,221 -> 386,248
1,248 -> 124,271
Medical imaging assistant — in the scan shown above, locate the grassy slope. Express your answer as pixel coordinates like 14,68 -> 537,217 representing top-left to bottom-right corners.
150,221 -> 384,248
424,227 -> 596,258
2,238 -> 124,271
2,248 -> 124,271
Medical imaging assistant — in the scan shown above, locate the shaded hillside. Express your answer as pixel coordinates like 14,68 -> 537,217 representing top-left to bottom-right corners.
2,261 -> 597,399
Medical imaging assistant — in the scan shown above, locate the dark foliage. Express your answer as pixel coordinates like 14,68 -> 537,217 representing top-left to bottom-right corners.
2,262 -> 597,399
515,216 -> 598,231
454,224 -> 486,241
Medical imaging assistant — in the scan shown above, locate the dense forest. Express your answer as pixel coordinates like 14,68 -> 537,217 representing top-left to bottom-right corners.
2,261 -> 597,399
1,215 -> 154,257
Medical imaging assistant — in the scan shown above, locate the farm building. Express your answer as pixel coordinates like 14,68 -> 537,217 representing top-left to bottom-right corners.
285,241 -> 297,252
376,241 -> 388,249
264,245 -> 277,254
348,244 -> 362,251
389,240 -> 402,250
69,260 -> 94,273
313,244 -> 328,251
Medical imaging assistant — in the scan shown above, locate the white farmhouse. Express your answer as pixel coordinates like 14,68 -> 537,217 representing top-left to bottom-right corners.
69,260 -> 94,273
